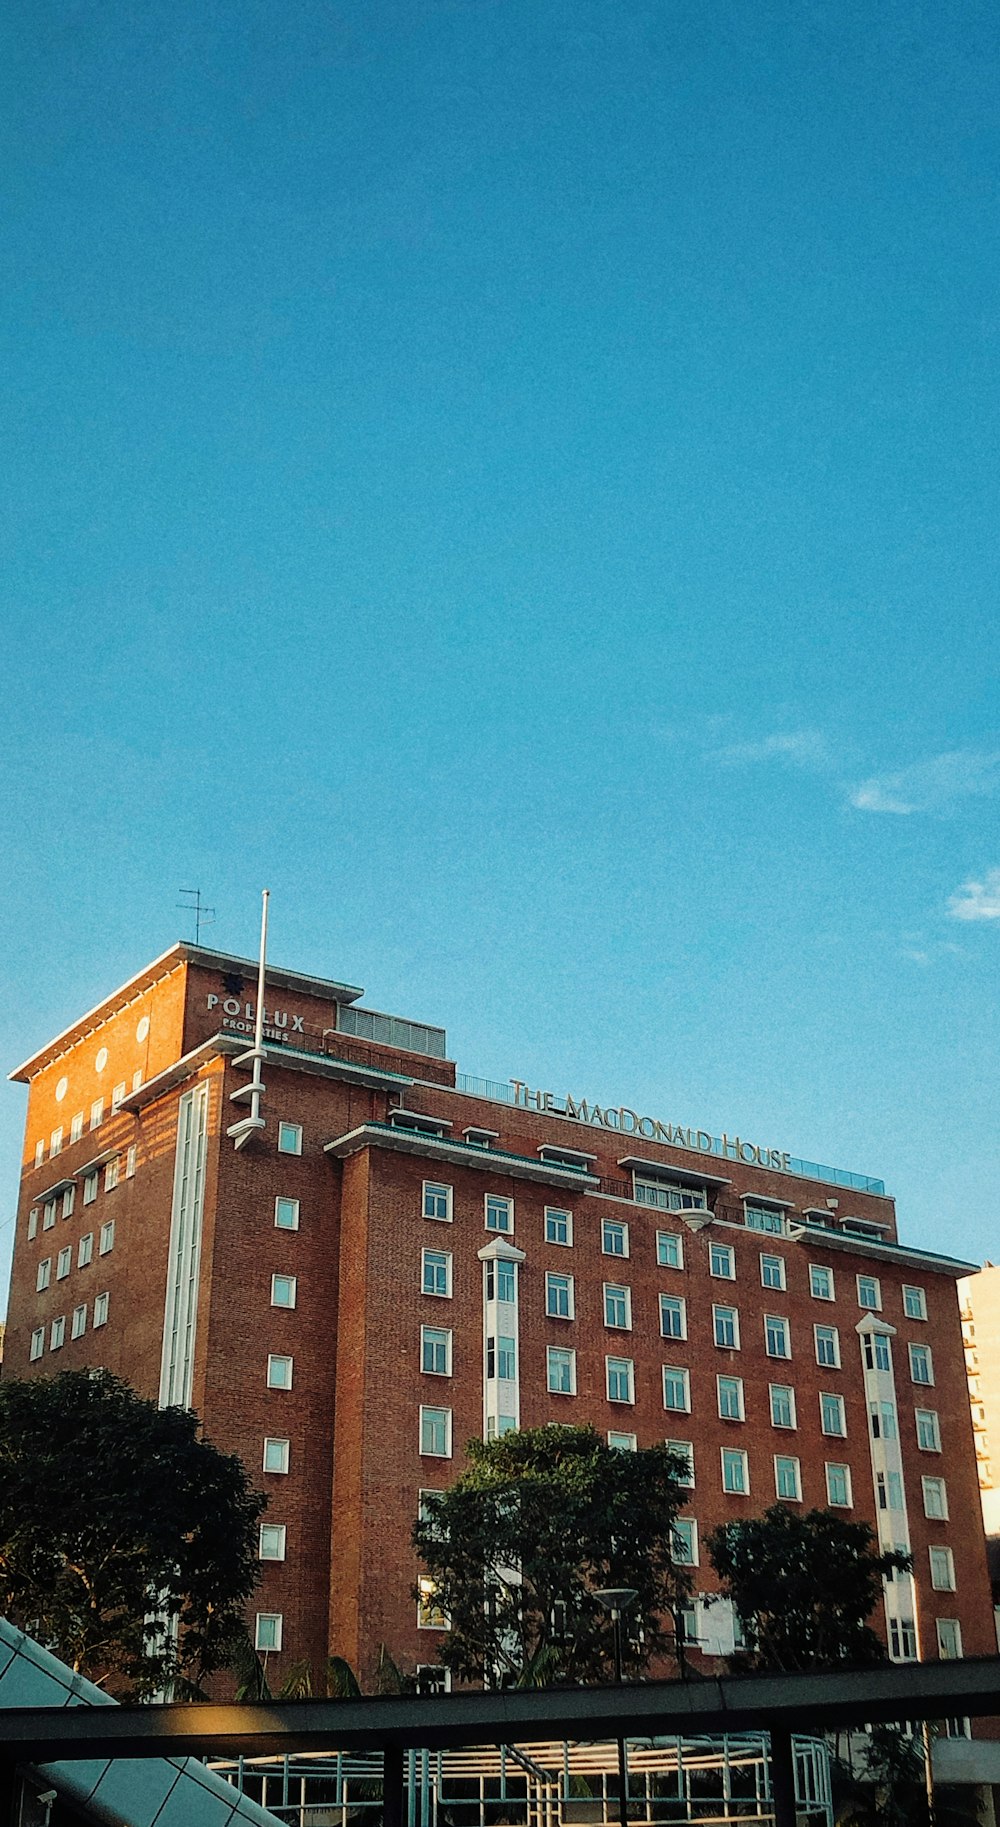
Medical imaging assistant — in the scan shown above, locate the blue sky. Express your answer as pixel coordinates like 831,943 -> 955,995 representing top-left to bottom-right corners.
2,0 -> 999,1305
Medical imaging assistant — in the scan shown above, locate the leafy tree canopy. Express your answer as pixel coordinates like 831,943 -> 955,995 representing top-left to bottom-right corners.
0,1370 -> 266,1698
705,1504 -> 911,1674
413,1424 -> 692,1685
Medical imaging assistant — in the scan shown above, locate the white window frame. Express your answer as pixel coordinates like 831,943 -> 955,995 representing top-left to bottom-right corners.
903,1283 -> 927,1321
423,1181 -> 453,1222
662,1365 -> 691,1413
267,1353 -> 293,1390
774,1455 -> 802,1501
814,1323 -> 840,1369
27,1208 -> 38,1240
485,1193 -> 513,1235
544,1207 -> 573,1246
760,1253 -> 786,1291
671,1518 -> 699,1566
936,1618 -> 962,1659
420,1405 -> 453,1457
83,1172 -> 98,1206
259,1523 -> 287,1562
71,1303 -> 87,1339
710,1241 -> 735,1280
608,1431 -> 637,1451
56,1246 -> 71,1280
717,1374 -> 745,1421
421,1248 -> 453,1299
78,1232 -> 93,1267
421,1325 -> 453,1376
921,1475 -> 948,1520
722,1447 -> 749,1494
94,1290 -> 109,1327
764,1313 -> 790,1359
929,1545 -> 956,1592
274,1196 -> 300,1231
713,1303 -> 741,1349
809,1264 -> 835,1301
36,1258 -> 51,1292
277,1121 -> 303,1156
34,1140 -> 44,1167
42,1199 -> 56,1230
659,1293 -> 687,1340
825,1462 -> 852,1507
606,1355 -> 635,1404
820,1392 -> 846,1437
30,1327 -> 45,1362
70,1113 -> 83,1144
263,1436 -> 290,1474
125,1145 -> 137,1179
601,1217 -> 630,1258
50,1316 -> 65,1351
104,1158 -> 120,1193
50,1127 -> 63,1157
667,1439 -> 695,1486
656,1230 -> 684,1270
90,1098 -> 104,1131
916,1408 -> 941,1451
857,1273 -> 881,1311
769,1383 -> 797,1429
545,1271 -> 574,1320
99,1220 -> 115,1256
111,1082 -> 126,1113
255,1613 -> 283,1652
547,1345 -> 577,1395
909,1342 -> 934,1386
62,1184 -> 75,1218
603,1283 -> 632,1330
271,1273 -> 297,1309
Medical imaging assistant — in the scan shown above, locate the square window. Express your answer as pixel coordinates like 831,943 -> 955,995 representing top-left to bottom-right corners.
111,1082 -> 126,1113
608,1431 -> 637,1450
50,1127 -> 63,1157
56,1246 -> 71,1280
916,1408 -> 941,1451
71,1304 -> 87,1339
717,1375 -> 744,1421
271,1274 -> 297,1309
36,1258 -> 51,1292
104,1158 -> 119,1192
662,1365 -> 690,1413
94,1291 -> 109,1327
62,1184 -> 75,1218
809,1264 -> 834,1301
710,1241 -> 735,1279
417,1576 -> 449,1630
278,1122 -> 303,1156
606,1356 -> 634,1403
857,1274 -> 881,1311
909,1343 -> 933,1386
43,1199 -> 56,1229
929,1546 -> 955,1591
922,1476 -> 948,1520
70,1113 -> 83,1144
485,1194 -> 513,1234
760,1254 -> 785,1291
275,1196 -> 300,1230
545,1272 -> 574,1320
764,1314 -> 790,1359
267,1354 -> 293,1390
255,1613 -> 283,1652
422,1326 -> 452,1375
659,1294 -> 686,1340
722,1447 -> 749,1494
99,1220 -> 115,1256
666,1440 -> 695,1487
90,1098 -> 104,1131
263,1437 -> 290,1474
821,1393 -> 846,1437
671,1518 -> 699,1566
29,1327 -> 44,1362
936,1619 -> 962,1659
423,1181 -> 452,1222
815,1324 -> 840,1369
259,1523 -> 287,1561
774,1455 -> 801,1500
50,1316 -> 65,1351
78,1232 -> 93,1268
420,1405 -> 452,1456
125,1146 -> 136,1179
656,1230 -> 684,1269
545,1208 -> 573,1246
903,1284 -> 927,1321
602,1218 -> 629,1258
769,1384 -> 796,1429
604,1284 -> 631,1329
826,1462 -> 852,1507
547,1346 -> 576,1395
422,1249 -> 452,1298
714,1304 -> 740,1349
27,1208 -> 38,1240
83,1173 -> 98,1206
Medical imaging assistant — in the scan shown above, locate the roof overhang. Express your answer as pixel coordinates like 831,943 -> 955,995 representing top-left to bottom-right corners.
799,1222 -> 978,1278
617,1155 -> 732,1189
325,1124 -> 599,1188
119,1034 -> 414,1116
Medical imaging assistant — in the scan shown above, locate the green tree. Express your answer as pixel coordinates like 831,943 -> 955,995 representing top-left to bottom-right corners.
412,1424 -> 692,1685
0,1370 -> 266,1698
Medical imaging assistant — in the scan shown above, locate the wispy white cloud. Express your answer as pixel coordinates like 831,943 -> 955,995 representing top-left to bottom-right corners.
715,729 -> 832,768
849,749 -> 1000,815
947,867 -> 1000,922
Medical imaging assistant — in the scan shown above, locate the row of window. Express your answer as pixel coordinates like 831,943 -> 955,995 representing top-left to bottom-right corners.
26,1152 -> 137,1238
670,1507 -> 957,1592
35,1225 -> 115,1289
29,1294 -> 109,1357
33,1080 -> 144,1165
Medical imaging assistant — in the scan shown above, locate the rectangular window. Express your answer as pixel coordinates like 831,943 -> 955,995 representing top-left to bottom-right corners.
104,1158 -> 119,1192
259,1523 -> 287,1561
29,1327 -> 44,1362
78,1232 -> 93,1267
271,1273 -> 297,1309
50,1316 -> 65,1351
34,1140 -> 44,1167
111,1082 -> 126,1113
929,1546 -> 956,1591
70,1113 -> 83,1144
417,1576 -> 449,1630
545,1208 -> 573,1246
36,1258 -> 51,1292
604,1283 -> 631,1329
56,1246 -> 71,1280
263,1437 -> 290,1474
717,1375 -> 744,1421
267,1354 -> 293,1389
90,1098 -> 104,1131
99,1220 -> 115,1256
634,1179 -> 706,1211
71,1304 -> 87,1339
485,1194 -> 513,1234
722,1447 -> 749,1494
606,1356 -> 634,1403
765,1314 -> 790,1359
826,1462 -> 852,1507
547,1346 -> 576,1395
815,1324 -> 840,1368
889,1617 -> 916,1662
857,1274 -> 881,1311
43,1199 -> 56,1229
255,1613 -> 283,1652
50,1127 -> 63,1157
821,1393 -> 846,1437
608,1431 -> 637,1450
710,1241 -> 735,1279
903,1284 -> 927,1321
83,1172 -> 98,1206
132,1070 -> 142,1092
714,1304 -> 740,1349
94,1291 -> 109,1327
125,1145 -> 136,1179
663,1365 -> 691,1412
760,1253 -> 785,1290
422,1249 -> 452,1298
485,1258 -> 516,1303
667,1440 -> 695,1487
422,1326 -> 452,1375
545,1272 -> 574,1319
909,1343 -> 934,1386
656,1230 -> 684,1269
922,1476 -> 948,1520
769,1384 -> 796,1429
659,1294 -> 686,1339
274,1196 -> 300,1231
423,1181 -> 452,1221
863,1331 -> 892,1372
774,1455 -> 802,1500
876,1471 -> 904,1510
420,1406 -> 452,1456
602,1218 -> 629,1257
745,1204 -> 785,1234
809,1264 -> 834,1301
869,1401 -> 897,1440
62,1184 -> 75,1219
278,1122 -> 303,1155
27,1208 -> 38,1240
916,1408 -> 941,1451
671,1518 -> 699,1566
936,1619 -> 962,1659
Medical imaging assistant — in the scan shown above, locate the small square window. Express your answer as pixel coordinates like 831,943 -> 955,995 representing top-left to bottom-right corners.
420,1405 -> 452,1456
718,1375 -> 744,1421
62,1184 -> 75,1219
70,1113 -> 83,1144
608,1431 -> 637,1451
29,1327 -> 45,1362
809,1264 -> 834,1301
421,1326 -> 452,1375
662,1365 -> 690,1412
602,1218 -> 629,1258
857,1274 -> 881,1311
78,1232 -> 93,1268
671,1518 -> 699,1566
94,1291 -> 109,1327
545,1208 -> 573,1246
774,1455 -> 801,1501
769,1384 -> 796,1429
922,1476 -> 948,1520
916,1408 -> 941,1451
815,1324 -> 840,1368
50,1316 -> 65,1351
903,1284 -> 927,1321
666,1440 -> 695,1487
760,1254 -> 785,1290
547,1346 -> 576,1395
83,1172 -> 98,1206
486,1194 -> 513,1234
255,1612 -> 283,1652
422,1249 -> 452,1298
710,1242 -> 735,1279
263,1437 -> 290,1474
56,1246 -> 71,1280
545,1272 -> 574,1319
99,1220 -> 115,1256
764,1314 -> 790,1359
90,1098 -> 104,1131
275,1196 -> 300,1231
423,1181 -> 452,1222
606,1356 -> 634,1403
259,1523 -> 287,1561
267,1353 -> 293,1389
820,1392 -> 846,1437
604,1283 -> 632,1329
722,1447 -> 749,1494
659,1294 -> 686,1339
656,1231 -> 684,1270
271,1274 -> 297,1309
36,1258 -> 51,1292
714,1304 -> 740,1349
825,1462 -> 852,1507
71,1304 -> 87,1339
278,1122 -> 303,1155
929,1546 -> 955,1591
909,1343 -> 933,1386
27,1208 -> 38,1240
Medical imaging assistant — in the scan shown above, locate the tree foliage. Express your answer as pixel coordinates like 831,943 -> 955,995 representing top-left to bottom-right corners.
705,1504 -> 911,1674
0,1370 -> 266,1698
412,1425 -> 692,1685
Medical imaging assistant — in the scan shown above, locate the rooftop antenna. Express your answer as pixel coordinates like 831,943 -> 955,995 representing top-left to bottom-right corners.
178,888 -> 216,946
226,889 -> 269,1152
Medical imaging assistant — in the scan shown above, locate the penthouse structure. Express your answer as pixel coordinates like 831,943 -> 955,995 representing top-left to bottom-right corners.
4,941 -> 993,1688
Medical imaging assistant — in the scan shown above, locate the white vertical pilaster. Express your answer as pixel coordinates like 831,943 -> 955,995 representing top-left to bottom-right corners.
478,1238 -> 526,1439
159,1082 -> 210,1409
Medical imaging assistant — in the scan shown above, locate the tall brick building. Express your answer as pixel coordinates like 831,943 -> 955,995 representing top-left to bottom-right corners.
4,941 -> 993,1686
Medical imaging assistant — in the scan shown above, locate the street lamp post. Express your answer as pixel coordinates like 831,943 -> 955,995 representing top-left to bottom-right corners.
593,1588 -> 638,1827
